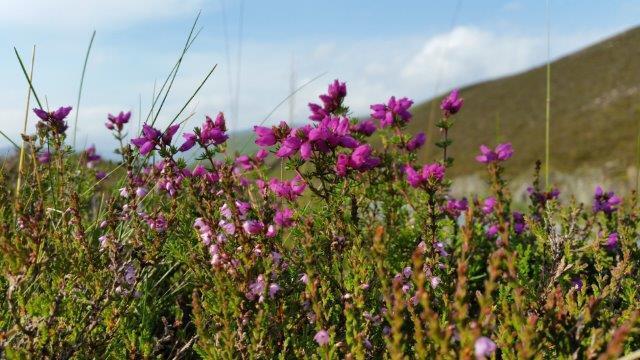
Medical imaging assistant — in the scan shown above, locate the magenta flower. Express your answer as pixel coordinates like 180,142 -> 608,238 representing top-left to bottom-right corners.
350,144 -> 380,171
269,175 -> 306,201
445,198 -> 468,217
370,96 -> 413,127
476,143 -> 513,164
131,124 -> 161,155
274,208 -> 294,228
34,106 -> 72,134
308,79 -> 347,121
351,119 -> 377,136
474,336 -> 497,358
106,111 -> 131,131
247,274 -> 266,301
486,224 -> 499,238
593,186 -> 621,214
606,232 -> 619,250
404,163 -> 445,188
84,145 -> 101,168
178,133 -> 197,152
406,132 -> 426,152
37,150 -> 51,164
335,153 -> 350,177
254,126 -> 277,147
268,283 -> 281,299
314,330 -> 330,346
242,220 -> 265,235
423,163 -> 445,182
513,212 -> 526,234
482,197 -> 497,214
440,89 -> 464,116
180,113 -> 228,151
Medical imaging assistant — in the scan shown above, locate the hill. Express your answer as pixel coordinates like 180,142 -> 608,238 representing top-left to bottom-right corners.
411,26 -> 640,178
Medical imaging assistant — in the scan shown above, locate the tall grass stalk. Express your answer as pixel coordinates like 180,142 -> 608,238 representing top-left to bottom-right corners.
72,30 -> 96,148
16,45 -> 36,203
544,0 -> 551,187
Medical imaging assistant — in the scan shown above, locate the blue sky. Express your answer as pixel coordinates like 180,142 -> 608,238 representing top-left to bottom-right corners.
0,0 -> 638,153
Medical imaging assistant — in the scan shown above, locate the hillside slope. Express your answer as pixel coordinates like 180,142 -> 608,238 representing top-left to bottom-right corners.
411,26 -> 640,177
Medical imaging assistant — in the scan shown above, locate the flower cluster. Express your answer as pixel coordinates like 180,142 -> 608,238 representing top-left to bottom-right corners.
105,111 -> 131,131
34,106 -> 72,135
370,96 -> 413,127
179,113 -> 229,152
404,163 -> 446,188
475,143 -> 514,164
593,186 -> 621,214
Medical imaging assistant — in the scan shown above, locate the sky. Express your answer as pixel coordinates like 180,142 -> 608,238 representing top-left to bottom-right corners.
0,0 -> 639,154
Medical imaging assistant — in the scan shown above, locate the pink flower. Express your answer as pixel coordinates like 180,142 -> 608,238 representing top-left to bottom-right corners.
476,143 -> 514,164
474,336 -> 497,358
274,208 -> 294,228
242,220 -> 264,235
370,96 -> 413,127
335,153 -> 350,177
254,126 -> 277,147
406,132 -> 426,152
314,330 -> 330,346
440,89 -> 464,116
482,197 -> 497,214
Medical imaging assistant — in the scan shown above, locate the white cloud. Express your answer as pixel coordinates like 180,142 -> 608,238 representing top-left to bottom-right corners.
402,26 -> 542,91
0,0 -> 206,29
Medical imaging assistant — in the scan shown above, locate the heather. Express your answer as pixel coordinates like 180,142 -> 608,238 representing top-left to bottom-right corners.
0,80 -> 639,359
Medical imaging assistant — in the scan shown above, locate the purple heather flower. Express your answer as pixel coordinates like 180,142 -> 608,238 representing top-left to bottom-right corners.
404,163 -> 445,188
37,150 -> 51,164
84,145 -> 101,168
440,89 -> 464,116
95,171 -> 106,180
335,153 -> 350,177
528,186 -> 560,207
247,275 -> 266,301
476,143 -> 514,164
268,283 -> 281,299
352,119 -> 377,136
593,186 -> 622,214
266,224 -> 277,238
242,220 -> 265,235
276,133 -> 304,158
486,224 -> 499,238
430,276 -> 441,289
124,264 -> 137,286
255,148 -> 269,162
106,111 -> 131,131
402,266 -> 412,279
254,126 -> 277,147
606,232 -> 619,250
422,163 -> 445,183
406,132 -> 426,152
571,277 -> 583,291
482,197 -> 497,214
179,133 -> 197,152
445,198 -> 468,217
308,79 -> 347,121
34,106 -> 72,134
274,208 -> 294,228
314,330 -> 330,346
269,176 -> 306,201
370,96 -> 413,128
131,124 -> 162,155
474,336 -> 497,359
350,144 -> 380,171
513,212 -> 526,234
